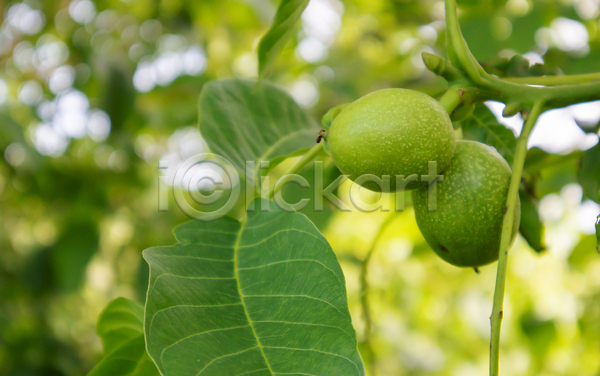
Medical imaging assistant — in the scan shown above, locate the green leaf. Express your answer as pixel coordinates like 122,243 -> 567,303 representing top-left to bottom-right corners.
257,0 -> 310,79
524,147 -> 582,198
577,143 -> 600,204
88,298 -> 160,376
518,189 -> 546,253
96,298 -> 144,354
52,216 -> 99,292
459,103 -> 516,164
143,199 -> 365,376
524,147 -> 582,174
199,78 -> 319,184
101,64 -> 135,134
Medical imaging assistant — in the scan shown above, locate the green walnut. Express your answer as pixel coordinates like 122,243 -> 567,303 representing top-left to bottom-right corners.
412,140 -> 520,267
325,88 -> 456,191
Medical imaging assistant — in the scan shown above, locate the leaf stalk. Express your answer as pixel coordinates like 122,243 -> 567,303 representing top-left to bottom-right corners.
438,88 -> 464,115
268,142 -> 324,199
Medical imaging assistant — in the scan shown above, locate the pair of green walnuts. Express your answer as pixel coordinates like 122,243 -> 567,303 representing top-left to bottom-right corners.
323,89 -> 520,268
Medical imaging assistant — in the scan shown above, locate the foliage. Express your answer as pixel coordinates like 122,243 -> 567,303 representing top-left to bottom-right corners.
88,298 -> 160,376
258,0 -> 310,79
198,78 -> 318,183
459,103 -> 516,164
144,199 -> 363,375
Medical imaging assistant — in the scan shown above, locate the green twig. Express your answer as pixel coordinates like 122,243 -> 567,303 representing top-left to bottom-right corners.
268,142 -> 324,199
360,212 -> 398,376
443,0 -> 600,109
438,88 -> 463,115
444,0 -> 488,86
489,100 -> 545,376
504,72 -> 600,85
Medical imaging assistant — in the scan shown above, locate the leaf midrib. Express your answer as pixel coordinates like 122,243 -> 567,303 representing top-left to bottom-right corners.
233,220 -> 275,376
251,127 -> 315,181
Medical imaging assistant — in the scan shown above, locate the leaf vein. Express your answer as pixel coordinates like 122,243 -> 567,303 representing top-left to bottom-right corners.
262,346 -> 360,374
196,346 -> 260,376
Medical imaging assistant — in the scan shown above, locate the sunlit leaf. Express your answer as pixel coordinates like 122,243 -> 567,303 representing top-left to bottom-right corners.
257,0 -> 310,79
143,199 -> 365,376
88,298 -> 160,376
199,78 -> 319,184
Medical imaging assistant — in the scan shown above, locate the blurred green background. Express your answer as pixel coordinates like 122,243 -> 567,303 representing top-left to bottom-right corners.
0,0 -> 599,375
